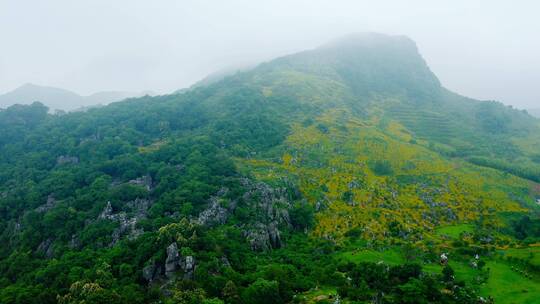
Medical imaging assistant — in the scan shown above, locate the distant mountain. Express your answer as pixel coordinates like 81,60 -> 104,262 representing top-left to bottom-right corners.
528,108 -> 540,118
0,83 -> 153,111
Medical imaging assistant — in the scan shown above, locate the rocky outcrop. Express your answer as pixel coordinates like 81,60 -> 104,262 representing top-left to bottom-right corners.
99,201 -> 114,220
127,198 -> 152,219
142,242 -> 197,283
128,175 -> 153,191
69,234 -> 80,249
244,222 -> 284,251
35,194 -> 56,213
37,238 -> 54,258
165,243 -> 180,278
195,179 -> 295,251
239,179 -> 292,251
56,155 -> 79,165
142,261 -> 162,283
97,199 -> 150,245
181,256 -> 196,279
197,188 -> 231,226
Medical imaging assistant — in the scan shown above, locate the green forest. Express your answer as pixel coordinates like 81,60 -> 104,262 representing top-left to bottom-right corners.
1,33 -> 539,304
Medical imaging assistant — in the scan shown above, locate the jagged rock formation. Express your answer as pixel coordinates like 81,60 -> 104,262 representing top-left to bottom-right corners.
142,242 -> 197,284
56,155 -> 79,165
35,194 -> 56,213
36,238 -> 54,258
165,243 -> 180,278
97,199 -> 151,245
128,175 -> 153,191
142,261 -> 162,283
239,179 -> 292,251
194,180 -> 294,251
197,188 -> 232,226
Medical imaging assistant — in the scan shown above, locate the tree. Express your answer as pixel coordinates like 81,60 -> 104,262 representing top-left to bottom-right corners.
442,265 -> 454,282
57,281 -> 120,304
399,278 -> 428,304
222,281 -> 240,304
242,279 -> 281,304
290,202 -> 315,230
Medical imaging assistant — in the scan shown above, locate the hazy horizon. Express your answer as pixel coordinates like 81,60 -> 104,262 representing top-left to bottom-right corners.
1,0 -> 539,109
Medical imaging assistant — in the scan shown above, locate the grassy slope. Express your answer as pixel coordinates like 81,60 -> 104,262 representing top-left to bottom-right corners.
481,261 -> 539,304
337,243 -> 540,303
239,106 -> 532,242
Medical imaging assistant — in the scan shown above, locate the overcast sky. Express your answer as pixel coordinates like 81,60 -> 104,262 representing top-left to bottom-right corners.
1,0 -> 539,108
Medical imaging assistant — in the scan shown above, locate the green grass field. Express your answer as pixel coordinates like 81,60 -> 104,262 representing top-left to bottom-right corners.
435,224 -> 475,239
339,245 -> 540,304
480,260 -> 540,304
499,246 -> 540,266
339,247 -> 404,265
423,260 -> 480,283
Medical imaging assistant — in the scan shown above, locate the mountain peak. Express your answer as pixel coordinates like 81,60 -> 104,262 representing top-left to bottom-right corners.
261,32 -> 440,101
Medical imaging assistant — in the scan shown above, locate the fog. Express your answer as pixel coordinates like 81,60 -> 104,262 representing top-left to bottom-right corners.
1,0 -> 539,109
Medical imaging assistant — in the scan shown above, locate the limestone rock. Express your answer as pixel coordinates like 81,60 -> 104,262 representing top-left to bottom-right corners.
165,242 -> 180,278
197,196 -> 229,226
182,256 -> 196,279
35,194 -> 56,213
56,155 -> 79,165
128,175 -> 153,191
99,201 -> 114,220
69,234 -> 80,249
142,261 -> 162,283
37,238 -> 54,258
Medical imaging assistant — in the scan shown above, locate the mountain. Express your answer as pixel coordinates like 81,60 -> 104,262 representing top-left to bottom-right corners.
0,83 -> 153,111
0,33 -> 539,304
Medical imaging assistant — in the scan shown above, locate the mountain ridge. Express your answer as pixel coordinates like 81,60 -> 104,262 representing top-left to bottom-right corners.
0,83 -> 153,111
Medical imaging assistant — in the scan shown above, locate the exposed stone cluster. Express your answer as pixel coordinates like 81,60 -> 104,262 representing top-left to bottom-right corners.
143,242 -> 196,283
128,175 -> 153,191
239,179 -> 292,251
35,194 -> 57,213
197,188 -> 233,226
195,179 -> 294,251
98,198 -> 151,245
56,155 -> 79,165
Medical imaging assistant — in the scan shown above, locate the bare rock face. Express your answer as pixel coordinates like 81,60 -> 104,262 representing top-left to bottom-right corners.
142,261 -> 162,283
127,198 -> 152,219
165,243 -> 180,278
197,188 -> 230,226
69,234 -> 80,249
36,238 -> 54,258
267,221 -> 282,248
97,200 -> 148,246
182,256 -> 196,279
99,201 -> 114,220
240,179 -> 293,251
245,223 -> 272,251
111,215 -> 142,245
128,175 -> 153,191
35,194 -> 56,213
162,242 -> 196,280
56,155 -> 79,165
196,179 -> 296,252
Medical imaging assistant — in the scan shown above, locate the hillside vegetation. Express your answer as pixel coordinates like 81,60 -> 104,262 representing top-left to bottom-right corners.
0,33 -> 539,304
